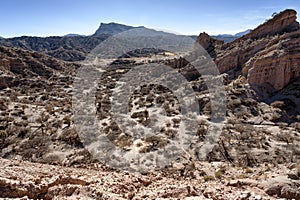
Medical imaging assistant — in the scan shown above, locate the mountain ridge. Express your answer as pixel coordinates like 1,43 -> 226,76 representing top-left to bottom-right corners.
93,22 -> 145,36
0,21 -> 252,61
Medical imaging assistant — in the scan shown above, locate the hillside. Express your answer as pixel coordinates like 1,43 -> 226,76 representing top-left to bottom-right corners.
0,35 -> 109,61
0,9 -> 300,200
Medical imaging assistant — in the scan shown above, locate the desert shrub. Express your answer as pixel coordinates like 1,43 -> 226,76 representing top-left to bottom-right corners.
199,170 -> 207,176
43,154 -> 61,165
203,175 -> 215,182
243,98 -> 257,106
36,112 -> 50,124
165,129 -> 177,139
115,133 -> 133,149
17,127 -> 29,138
0,99 -> 8,110
245,167 -> 254,173
234,123 -> 252,134
215,168 -> 225,179
144,135 -> 169,149
227,98 -> 241,109
235,110 -> 251,119
290,122 -> 300,131
227,118 -> 237,125
0,130 -> 8,139
45,104 -> 54,113
270,101 -> 285,109
63,116 -> 72,127
59,127 -> 83,148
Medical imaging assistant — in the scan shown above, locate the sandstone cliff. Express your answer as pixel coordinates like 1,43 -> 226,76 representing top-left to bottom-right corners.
196,9 -> 300,90
241,9 -> 299,40
244,31 -> 300,90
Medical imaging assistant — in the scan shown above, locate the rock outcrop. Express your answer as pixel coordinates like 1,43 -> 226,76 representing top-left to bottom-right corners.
244,32 -> 300,90
196,32 -> 224,58
241,9 -> 299,40
1,158 -> 294,199
196,9 -> 300,91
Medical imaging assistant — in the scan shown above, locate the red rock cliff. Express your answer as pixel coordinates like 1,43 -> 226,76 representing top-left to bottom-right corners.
196,9 -> 300,90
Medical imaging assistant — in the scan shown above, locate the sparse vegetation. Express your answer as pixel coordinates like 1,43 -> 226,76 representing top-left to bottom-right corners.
215,168 -> 226,179
63,116 -> 72,127
0,130 -> 8,139
245,167 -> 254,173
203,175 -> 215,182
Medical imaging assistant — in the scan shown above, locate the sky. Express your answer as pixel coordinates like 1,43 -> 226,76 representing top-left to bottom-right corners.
0,0 -> 299,38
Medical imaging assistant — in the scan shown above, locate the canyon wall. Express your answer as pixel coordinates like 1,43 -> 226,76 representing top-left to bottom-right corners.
196,9 -> 300,90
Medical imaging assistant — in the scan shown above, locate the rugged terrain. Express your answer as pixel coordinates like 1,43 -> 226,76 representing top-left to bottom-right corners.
0,23 -> 151,62
0,9 -> 300,199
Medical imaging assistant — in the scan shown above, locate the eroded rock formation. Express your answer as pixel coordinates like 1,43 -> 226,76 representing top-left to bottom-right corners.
196,9 -> 300,90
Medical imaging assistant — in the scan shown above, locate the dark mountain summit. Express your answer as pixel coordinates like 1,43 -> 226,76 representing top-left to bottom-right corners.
93,22 -> 144,36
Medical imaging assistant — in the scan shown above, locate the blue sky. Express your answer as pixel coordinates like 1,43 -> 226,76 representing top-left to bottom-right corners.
0,0 -> 299,38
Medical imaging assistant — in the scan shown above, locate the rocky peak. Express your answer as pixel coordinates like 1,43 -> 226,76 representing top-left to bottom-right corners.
241,9 -> 299,40
93,22 -> 144,36
196,32 -> 224,58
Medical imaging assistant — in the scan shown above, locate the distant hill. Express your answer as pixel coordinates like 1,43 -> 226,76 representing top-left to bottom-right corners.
234,29 -> 251,37
0,35 -> 109,61
212,29 -> 250,43
94,22 -> 144,36
63,34 -> 85,37
189,29 -> 251,43
211,35 -> 238,43
0,22 -> 251,61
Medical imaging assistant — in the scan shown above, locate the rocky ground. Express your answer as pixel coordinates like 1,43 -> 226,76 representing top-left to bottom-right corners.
0,157 -> 300,199
0,9 -> 300,200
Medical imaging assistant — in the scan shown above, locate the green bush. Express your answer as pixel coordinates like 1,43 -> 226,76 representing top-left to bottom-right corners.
0,130 -> 8,139
215,168 -> 226,179
203,175 -> 215,182
199,170 -> 207,176
63,116 -> 72,127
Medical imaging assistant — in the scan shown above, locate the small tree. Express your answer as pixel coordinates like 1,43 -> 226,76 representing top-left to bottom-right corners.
63,116 -> 72,127
272,12 -> 278,17
0,130 -> 8,141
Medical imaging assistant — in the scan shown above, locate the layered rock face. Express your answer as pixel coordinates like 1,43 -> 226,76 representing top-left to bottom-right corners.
197,9 -> 300,90
242,9 -> 299,40
244,32 -> 300,89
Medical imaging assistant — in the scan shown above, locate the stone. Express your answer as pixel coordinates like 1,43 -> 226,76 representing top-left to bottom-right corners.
261,176 -> 300,199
